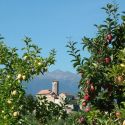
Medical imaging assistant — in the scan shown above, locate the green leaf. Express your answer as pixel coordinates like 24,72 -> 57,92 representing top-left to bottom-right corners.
73,62 -> 80,68
121,16 -> 125,21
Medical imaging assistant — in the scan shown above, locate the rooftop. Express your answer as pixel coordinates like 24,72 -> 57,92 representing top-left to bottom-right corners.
37,89 -> 51,95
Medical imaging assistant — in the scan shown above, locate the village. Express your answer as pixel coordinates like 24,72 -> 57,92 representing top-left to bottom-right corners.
36,80 -> 80,114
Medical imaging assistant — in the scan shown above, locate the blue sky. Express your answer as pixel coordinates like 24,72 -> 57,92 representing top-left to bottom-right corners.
0,0 -> 125,73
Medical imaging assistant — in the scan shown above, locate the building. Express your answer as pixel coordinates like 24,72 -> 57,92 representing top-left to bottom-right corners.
59,92 -> 74,102
36,80 -> 79,113
37,89 -> 57,103
36,81 -> 63,105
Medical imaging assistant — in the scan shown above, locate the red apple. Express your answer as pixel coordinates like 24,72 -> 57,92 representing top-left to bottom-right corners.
82,101 -> 87,107
106,34 -> 112,42
84,94 -> 90,101
104,57 -> 111,64
84,107 -> 91,112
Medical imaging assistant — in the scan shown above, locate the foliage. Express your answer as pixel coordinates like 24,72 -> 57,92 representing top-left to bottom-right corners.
0,36 -> 56,124
20,113 -> 40,125
56,111 -> 123,125
67,3 -> 125,125
35,96 -> 67,124
19,95 -> 67,125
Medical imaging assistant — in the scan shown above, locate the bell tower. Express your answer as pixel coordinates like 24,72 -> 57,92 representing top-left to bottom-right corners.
52,80 -> 59,95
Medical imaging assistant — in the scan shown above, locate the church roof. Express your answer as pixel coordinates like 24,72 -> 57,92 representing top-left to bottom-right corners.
37,89 -> 51,95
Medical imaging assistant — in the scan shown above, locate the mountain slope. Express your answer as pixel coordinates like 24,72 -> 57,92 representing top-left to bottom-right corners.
24,70 -> 80,95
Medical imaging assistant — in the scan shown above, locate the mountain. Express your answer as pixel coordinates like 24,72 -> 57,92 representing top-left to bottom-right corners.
24,70 -> 80,95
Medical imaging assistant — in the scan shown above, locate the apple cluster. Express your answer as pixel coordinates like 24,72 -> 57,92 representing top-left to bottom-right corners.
82,80 -> 95,112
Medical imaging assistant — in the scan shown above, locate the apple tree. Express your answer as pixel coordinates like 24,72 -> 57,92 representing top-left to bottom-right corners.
0,36 -> 56,124
67,3 -> 125,124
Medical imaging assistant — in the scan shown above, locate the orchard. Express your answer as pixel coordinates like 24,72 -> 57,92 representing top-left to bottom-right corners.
67,3 -> 125,125
1,2 -> 125,125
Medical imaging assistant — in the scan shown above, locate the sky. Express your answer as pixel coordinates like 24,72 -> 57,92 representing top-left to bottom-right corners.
0,0 -> 125,73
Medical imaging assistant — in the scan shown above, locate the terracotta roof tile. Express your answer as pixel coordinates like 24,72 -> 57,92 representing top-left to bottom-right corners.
37,89 -> 51,95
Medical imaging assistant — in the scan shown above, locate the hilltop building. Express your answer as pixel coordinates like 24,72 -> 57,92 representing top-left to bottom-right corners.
36,80 -> 79,113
